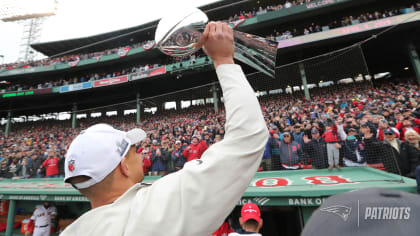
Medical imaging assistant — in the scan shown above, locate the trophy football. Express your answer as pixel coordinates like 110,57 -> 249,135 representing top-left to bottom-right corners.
155,7 -> 278,78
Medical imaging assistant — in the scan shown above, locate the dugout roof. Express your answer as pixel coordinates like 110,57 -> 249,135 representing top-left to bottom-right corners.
0,167 -> 415,206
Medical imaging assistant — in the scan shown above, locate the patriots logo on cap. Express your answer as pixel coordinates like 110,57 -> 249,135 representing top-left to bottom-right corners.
68,160 -> 75,172
320,205 -> 352,222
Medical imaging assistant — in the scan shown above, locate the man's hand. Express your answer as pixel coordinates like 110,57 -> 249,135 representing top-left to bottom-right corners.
303,135 -> 310,144
194,21 -> 234,68
364,132 -> 373,139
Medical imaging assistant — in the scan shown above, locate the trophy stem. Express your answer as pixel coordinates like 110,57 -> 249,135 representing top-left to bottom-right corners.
233,30 -> 278,78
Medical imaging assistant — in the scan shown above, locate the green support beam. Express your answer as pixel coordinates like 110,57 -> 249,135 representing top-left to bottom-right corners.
211,84 -> 219,113
299,63 -> 310,100
136,93 -> 141,124
5,200 -> 16,236
408,43 -> 420,85
5,111 -> 11,137
72,103 -> 77,129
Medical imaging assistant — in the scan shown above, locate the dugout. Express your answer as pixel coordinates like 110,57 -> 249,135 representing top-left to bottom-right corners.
0,167 -> 416,236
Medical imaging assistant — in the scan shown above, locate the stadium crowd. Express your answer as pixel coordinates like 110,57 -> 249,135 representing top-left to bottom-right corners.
0,78 -> 419,194
268,3 -> 420,41
2,2 -> 419,93
0,41 -> 156,72
0,0 -> 320,73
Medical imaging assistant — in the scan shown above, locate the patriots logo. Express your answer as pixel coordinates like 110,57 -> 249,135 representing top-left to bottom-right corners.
320,205 -> 352,222
68,160 -> 75,172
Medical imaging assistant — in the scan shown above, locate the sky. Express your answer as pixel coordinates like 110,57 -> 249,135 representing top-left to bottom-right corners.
0,0 -> 220,64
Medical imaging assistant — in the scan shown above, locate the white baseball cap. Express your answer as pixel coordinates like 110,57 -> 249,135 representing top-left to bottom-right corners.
65,123 -> 146,189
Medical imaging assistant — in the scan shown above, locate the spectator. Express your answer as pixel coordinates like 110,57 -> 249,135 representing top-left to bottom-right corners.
268,131 -> 281,170
303,128 -> 328,169
0,163 -> 8,178
182,135 -> 208,162
395,118 -> 420,141
18,157 -> 30,178
279,132 -> 303,170
229,203 -> 263,236
142,150 -> 152,175
322,121 -> 341,171
40,153 -> 60,178
362,123 -> 385,168
337,121 -> 367,167
162,140 -> 175,173
381,128 -> 418,177
31,154 -> 44,178
151,143 -> 169,176
292,124 -> 305,147
172,140 -> 186,171
58,150 -> 66,178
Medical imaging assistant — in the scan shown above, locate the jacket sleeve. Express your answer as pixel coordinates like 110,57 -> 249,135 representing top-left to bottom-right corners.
128,64 -> 268,235
263,139 -> 271,160
395,122 -> 403,130
199,140 -> 208,157
182,146 -> 189,158
405,143 -> 420,174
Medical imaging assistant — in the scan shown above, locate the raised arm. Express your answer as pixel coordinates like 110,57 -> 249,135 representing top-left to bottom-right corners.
337,124 -> 347,140
128,22 -> 268,235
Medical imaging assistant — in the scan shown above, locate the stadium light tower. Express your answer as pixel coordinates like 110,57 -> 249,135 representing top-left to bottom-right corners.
0,0 -> 57,62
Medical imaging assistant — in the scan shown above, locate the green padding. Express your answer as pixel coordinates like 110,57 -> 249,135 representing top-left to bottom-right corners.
239,17 -> 257,27
78,58 -> 97,66
55,63 -> 69,70
0,65 -> 54,76
166,58 -> 212,72
101,53 -> 119,61
128,47 -> 145,55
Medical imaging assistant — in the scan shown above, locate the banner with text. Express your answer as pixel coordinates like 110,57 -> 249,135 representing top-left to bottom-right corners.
129,67 -> 167,81
1,88 -> 52,98
93,75 -> 128,88
277,12 -> 420,49
59,81 -> 93,93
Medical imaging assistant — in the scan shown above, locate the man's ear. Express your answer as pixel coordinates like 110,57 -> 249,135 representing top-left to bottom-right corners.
239,217 -> 244,228
120,157 -> 130,177
258,219 -> 263,231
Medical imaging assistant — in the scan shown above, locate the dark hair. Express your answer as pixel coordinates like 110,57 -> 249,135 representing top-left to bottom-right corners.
244,219 -> 259,230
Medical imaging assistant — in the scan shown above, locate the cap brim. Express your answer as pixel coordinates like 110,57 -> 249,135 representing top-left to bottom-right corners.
126,128 -> 147,144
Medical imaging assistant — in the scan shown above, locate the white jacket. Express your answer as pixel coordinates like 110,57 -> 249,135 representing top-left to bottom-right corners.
60,64 -> 268,236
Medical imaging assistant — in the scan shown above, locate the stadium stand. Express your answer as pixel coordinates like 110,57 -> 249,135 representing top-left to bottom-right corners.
1,77 -> 419,178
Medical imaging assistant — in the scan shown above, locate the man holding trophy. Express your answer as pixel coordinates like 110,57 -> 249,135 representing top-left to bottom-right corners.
61,20 -> 268,236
